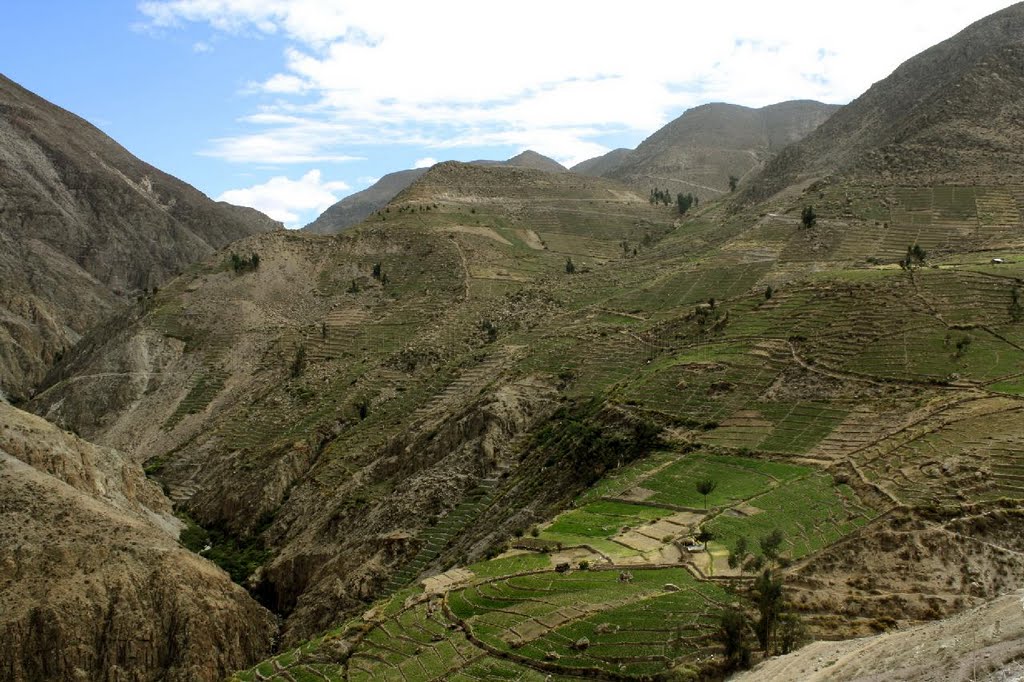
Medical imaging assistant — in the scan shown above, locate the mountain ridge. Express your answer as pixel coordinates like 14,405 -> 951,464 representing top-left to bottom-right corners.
302,150 -> 567,235
0,73 -> 281,401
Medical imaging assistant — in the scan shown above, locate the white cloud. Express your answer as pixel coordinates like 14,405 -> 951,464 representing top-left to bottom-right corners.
413,157 -> 437,169
218,169 -> 349,227
140,1 -> 1014,166
192,40 -> 213,53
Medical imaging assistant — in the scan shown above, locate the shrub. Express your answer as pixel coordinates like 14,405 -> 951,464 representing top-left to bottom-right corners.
801,206 -> 817,229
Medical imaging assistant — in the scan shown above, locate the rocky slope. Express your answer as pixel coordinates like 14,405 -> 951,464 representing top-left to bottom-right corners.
0,74 -> 280,401
744,3 -> 1024,202
573,100 -> 838,200
0,402 -> 275,681
733,588 -> 1024,681
302,150 -> 566,235
29,163 -> 677,645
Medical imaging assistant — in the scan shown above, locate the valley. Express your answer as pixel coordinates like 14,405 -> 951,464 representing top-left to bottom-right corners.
4,3 -> 1024,681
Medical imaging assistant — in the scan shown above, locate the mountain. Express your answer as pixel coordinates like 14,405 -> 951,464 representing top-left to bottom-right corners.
302,150 -> 567,235
745,3 -> 1024,202
30,162 -> 675,645
0,401 -> 275,681
491,149 -> 567,173
0,74 -> 281,401
573,100 -> 838,200
570,147 -> 634,177
18,5 -> 1024,681
303,168 -> 428,235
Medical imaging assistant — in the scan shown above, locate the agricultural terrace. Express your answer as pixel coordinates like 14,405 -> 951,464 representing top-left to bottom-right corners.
236,449 -> 881,680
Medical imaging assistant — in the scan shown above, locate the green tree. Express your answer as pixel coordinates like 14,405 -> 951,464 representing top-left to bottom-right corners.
696,527 -> 715,551
728,535 -> 749,570
717,608 -> 752,671
776,612 -> 807,655
801,205 -> 817,229
729,175 -> 739,192
290,344 -> 306,378
372,262 -> 382,280
760,529 -> 785,564
565,257 -> 576,274
765,285 -> 774,300
754,569 -> 784,651
696,478 -> 718,509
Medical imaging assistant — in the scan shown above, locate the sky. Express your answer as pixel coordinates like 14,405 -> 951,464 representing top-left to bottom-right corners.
0,1 -> 1015,227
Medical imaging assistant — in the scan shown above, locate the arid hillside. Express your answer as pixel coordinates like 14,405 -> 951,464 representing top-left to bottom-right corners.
10,4 -> 1024,681
30,162 -> 678,645
744,3 -> 1024,203
304,150 -> 566,235
0,74 -> 280,401
0,401 -> 275,681
574,100 -> 838,201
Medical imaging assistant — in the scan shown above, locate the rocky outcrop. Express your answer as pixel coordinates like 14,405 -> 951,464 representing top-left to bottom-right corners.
0,74 -> 280,400
0,403 -> 276,681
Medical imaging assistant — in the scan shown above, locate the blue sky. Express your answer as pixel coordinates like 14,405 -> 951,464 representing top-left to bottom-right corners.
0,1 -> 1013,227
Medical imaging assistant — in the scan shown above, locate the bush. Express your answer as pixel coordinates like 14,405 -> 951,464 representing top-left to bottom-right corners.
801,206 -> 816,229
230,252 -> 260,274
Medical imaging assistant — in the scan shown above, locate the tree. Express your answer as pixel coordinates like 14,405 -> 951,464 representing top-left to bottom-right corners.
760,529 -> 785,564
776,612 -> 807,655
481,319 -> 498,343
676,192 -> 695,215
801,205 -> 817,229
290,344 -> 306,378
696,478 -> 718,509
729,175 -> 739,192
754,569 -> 784,651
565,257 -> 576,274
696,527 -> 715,551
356,398 -> 370,420
765,285 -> 774,300
372,262 -> 382,280
1011,286 -> 1022,322
728,535 -> 749,570
717,608 -> 752,671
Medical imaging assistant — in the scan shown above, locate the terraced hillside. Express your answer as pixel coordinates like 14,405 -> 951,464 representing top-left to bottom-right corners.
573,100 -> 838,201
23,7 -> 1024,678
34,155 -> 1024,679
225,175 -> 1024,678
30,162 -> 686,646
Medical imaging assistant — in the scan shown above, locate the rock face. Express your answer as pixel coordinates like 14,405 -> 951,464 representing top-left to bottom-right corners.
744,3 -> 1024,202
572,100 -> 838,200
0,74 -> 281,401
0,402 -> 276,681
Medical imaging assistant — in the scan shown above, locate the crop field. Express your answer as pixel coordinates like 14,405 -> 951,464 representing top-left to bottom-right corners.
448,567 -> 731,677
705,473 -> 879,561
537,500 -> 676,558
215,172 -> 1024,682
621,453 -> 805,509
850,397 -> 1024,505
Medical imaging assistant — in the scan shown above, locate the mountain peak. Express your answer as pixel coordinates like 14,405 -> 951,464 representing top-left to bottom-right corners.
745,3 -> 1024,201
